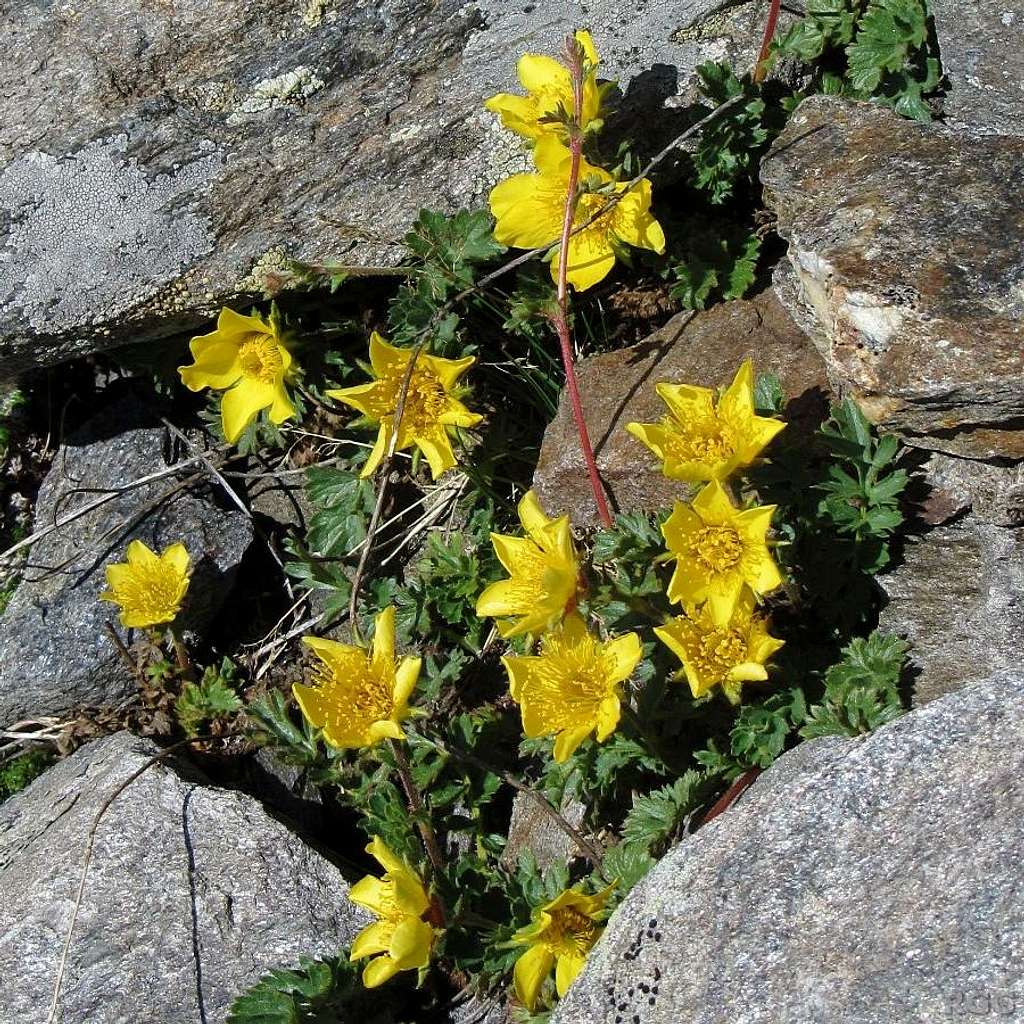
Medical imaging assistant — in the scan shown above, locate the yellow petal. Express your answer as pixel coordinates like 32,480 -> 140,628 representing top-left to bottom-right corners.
368,331 -> 408,378
575,29 -> 598,67
361,424 -> 390,479
705,575 -> 744,627
371,606 -> 397,668
394,656 -> 421,708
388,916 -> 433,970
216,306 -> 271,340
326,380 -> 382,418
552,724 -> 593,762
594,695 -> 621,742
484,92 -> 543,139
656,381 -> 716,423
476,578 -> 520,619
489,532 -> 539,577
719,359 -> 756,421
692,480 -> 737,525
490,172 -> 564,249
560,226 -> 616,292
349,874 -> 390,915
661,501 -> 702,553
268,384 -> 296,426
221,380 -> 274,443
727,661 -> 770,684
390,867 -> 430,917
555,952 -> 587,997
502,654 -> 533,703
161,542 -> 190,576
351,920 -> 393,961
125,539 -> 158,566
367,836 -> 406,875
513,944 -> 555,1011
602,632 -> 643,683
422,350 -> 475,391
612,179 -> 666,254
414,429 -> 458,480
178,335 -> 242,392
517,490 -> 552,537
366,720 -> 405,743
517,52 -> 570,95
362,955 -> 402,989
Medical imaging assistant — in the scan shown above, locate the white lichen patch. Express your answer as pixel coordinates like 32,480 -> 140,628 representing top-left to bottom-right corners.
227,66 -> 326,125
841,290 -> 907,353
0,135 -> 220,332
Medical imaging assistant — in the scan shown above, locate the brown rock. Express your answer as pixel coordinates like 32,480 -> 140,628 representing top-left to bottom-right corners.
762,96 -> 1024,461
532,290 -> 830,526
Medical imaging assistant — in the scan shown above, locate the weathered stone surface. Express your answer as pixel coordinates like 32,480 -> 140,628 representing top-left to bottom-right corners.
0,731 -> 369,1023
0,391 -> 252,726
554,670 -> 1024,1023
915,450 -> 1024,527
502,791 -> 587,871
930,0 -> 1024,137
762,96 -> 1024,460
532,290 -> 830,526
1,0 -> 782,380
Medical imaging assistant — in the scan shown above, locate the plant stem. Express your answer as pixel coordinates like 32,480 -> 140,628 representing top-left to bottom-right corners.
553,36 -> 613,528
753,0 -> 782,83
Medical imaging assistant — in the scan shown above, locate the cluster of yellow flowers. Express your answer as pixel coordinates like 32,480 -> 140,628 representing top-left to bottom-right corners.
629,360 -> 786,701
485,31 -> 665,292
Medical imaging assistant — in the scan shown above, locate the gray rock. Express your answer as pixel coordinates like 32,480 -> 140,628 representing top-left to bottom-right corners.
874,438 -> 1024,708
533,290 -> 830,526
502,791 -> 588,872
1,0 -> 783,380
0,391 -> 252,726
762,96 -> 1024,460
554,670 -> 1024,1023
930,0 -> 1024,137
0,731 -> 369,1024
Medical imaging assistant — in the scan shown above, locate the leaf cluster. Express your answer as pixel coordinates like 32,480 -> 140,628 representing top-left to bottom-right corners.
775,0 -> 942,121
175,658 -> 243,737
667,221 -> 761,310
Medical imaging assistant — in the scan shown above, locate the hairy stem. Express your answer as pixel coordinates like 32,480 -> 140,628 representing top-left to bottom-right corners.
553,35 -> 613,528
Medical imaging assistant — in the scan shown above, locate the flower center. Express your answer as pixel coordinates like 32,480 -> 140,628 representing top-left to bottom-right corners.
690,526 -> 743,575
378,366 -> 449,433
116,563 -> 185,622
313,658 -> 395,740
663,419 -> 733,466
544,906 -> 599,957
684,625 -> 749,683
528,633 -> 611,728
238,334 -> 284,384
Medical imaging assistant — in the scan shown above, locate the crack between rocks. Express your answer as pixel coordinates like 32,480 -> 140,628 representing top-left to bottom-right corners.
181,787 -> 208,1024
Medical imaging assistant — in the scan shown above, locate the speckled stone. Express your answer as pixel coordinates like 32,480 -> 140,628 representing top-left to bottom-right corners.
0,732 -> 370,1023
553,671 -> 1024,1023
531,290 -> 830,526
930,0 -> 1024,137
0,0 -> 783,380
0,390 -> 252,726
762,96 -> 1024,460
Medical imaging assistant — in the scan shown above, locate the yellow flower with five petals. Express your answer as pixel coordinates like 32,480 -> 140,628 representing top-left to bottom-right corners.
326,332 -> 482,480
476,490 -> 579,638
654,589 -> 784,703
511,883 -> 616,1011
100,539 -> 191,629
348,837 -> 436,988
489,135 -> 666,292
293,606 -> 420,749
661,480 -> 782,626
627,360 -> 785,482
484,30 -> 606,141
178,306 -> 296,443
502,613 -> 641,762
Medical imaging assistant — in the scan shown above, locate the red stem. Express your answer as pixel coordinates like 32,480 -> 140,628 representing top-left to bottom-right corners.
701,767 -> 762,825
554,37 -> 613,528
753,0 -> 782,84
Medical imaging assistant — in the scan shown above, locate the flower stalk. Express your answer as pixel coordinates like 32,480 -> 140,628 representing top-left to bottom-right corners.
553,35 -> 613,528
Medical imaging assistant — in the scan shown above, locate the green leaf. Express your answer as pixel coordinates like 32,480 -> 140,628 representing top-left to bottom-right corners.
175,660 -> 243,737
621,771 -> 715,853
601,843 -> 656,900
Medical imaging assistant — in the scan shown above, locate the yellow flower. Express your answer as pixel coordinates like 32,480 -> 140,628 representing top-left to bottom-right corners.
662,480 -> 782,626
484,30 -> 606,141
293,607 -> 420,749
502,613 -> 641,762
349,837 -> 436,988
489,135 -> 666,291
654,590 -> 784,703
511,883 -> 615,1011
476,490 -> 579,638
326,332 -> 482,480
627,360 -> 785,482
100,539 -> 190,629
178,307 -> 296,443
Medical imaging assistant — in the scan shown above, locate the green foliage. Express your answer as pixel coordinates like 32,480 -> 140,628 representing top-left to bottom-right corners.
588,511 -> 669,629
389,208 -> 504,352
802,632 -> 909,737
690,63 -> 785,204
0,749 -> 54,802
775,0 -> 942,120
175,658 -> 243,736
600,842 -> 656,900
620,770 -> 715,854
667,221 -> 761,310
816,398 -> 907,573
227,954 -> 401,1024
